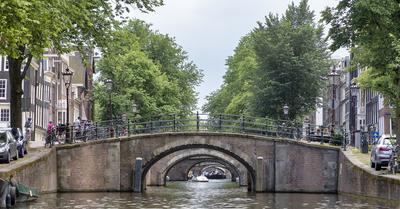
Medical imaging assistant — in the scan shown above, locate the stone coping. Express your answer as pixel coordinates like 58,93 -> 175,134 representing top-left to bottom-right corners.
0,148 -> 54,178
341,149 -> 400,183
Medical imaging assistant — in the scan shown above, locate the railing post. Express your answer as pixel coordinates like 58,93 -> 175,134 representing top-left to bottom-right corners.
320,129 -> 324,144
240,115 -> 244,133
127,119 -> 131,137
95,122 -> 98,140
173,114 -> 176,132
116,123 -> 119,139
219,114 -> 222,131
196,111 -> 200,132
150,117 -> 153,133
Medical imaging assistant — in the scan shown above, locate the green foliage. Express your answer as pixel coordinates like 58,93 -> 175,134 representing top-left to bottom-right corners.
0,0 -> 163,59
0,0 -> 163,128
203,35 -> 257,115
204,0 -> 330,120
95,20 -> 203,120
323,0 -> 400,145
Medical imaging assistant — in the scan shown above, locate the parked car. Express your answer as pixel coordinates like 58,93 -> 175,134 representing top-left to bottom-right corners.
0,130 -> 19,163
370,134 -> 396,171
2,128 -> 28,158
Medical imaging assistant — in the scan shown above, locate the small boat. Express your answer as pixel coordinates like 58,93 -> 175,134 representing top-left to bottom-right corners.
192,175 -> 209,182
16,182 -> 39,202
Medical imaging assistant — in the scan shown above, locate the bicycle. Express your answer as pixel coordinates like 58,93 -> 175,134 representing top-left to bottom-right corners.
45,130 -> 56,148
388,145 -> 400,174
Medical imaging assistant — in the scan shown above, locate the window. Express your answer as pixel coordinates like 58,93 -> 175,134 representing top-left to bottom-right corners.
0,79 -> 6,99
41,59 -> 48,71
4,57 -> 9,71
0,109 -> 9,122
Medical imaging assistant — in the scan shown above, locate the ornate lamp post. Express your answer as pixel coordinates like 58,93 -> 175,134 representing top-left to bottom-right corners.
62,68 -> 73,143
350,83 -> 360,147
105,79 -> 113,137
283,104 -> 289,121
328,69 -> 340,139
105,79 -> 113,120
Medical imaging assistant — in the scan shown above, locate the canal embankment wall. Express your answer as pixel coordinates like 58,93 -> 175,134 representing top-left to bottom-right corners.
0,133 -> 398,202
338,150 -> 400,201
0,149 -> 57,193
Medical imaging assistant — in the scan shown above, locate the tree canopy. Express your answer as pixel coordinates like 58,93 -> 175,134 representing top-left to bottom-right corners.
95,20 -> 203,120
322,0 -> 400,144
0,0 -> 163,128
204,0 -> 330,120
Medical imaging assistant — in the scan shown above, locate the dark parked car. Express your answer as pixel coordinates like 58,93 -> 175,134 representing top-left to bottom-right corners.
0,130 -> 18,163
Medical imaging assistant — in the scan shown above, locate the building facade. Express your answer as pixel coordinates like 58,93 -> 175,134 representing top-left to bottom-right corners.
0,51 -> 93,142
316,56 -> 394,148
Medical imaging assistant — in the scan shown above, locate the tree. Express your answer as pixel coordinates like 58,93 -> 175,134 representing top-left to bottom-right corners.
203,34 -> 258,115
95,20 -> 202,120
0,0 -> 163,128
322,0 -> 400,145
204,0 -> 330,120
251,0 -> 330,120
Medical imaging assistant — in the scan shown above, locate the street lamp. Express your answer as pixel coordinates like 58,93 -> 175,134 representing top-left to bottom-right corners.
328,69 -> 340,140
105,79 -> 114,137
62,68 -> 73,143
105,79 -> 113,121
350,82 -> 360,147
283,104 -> 289,120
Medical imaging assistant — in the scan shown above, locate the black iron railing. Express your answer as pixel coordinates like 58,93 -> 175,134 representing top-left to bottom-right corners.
50,113 -> 337,145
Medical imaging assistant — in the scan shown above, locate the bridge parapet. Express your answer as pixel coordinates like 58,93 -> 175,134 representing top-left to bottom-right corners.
65,113 -> 336,144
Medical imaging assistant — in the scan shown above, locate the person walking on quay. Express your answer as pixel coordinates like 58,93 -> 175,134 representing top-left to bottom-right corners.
73,117 -> 81,141
24,117 -> 32,141
45,121 -> 56,148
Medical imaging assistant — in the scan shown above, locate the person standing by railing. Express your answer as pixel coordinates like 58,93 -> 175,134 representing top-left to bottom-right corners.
24,117 -> 32,141
46,121 -> 56,148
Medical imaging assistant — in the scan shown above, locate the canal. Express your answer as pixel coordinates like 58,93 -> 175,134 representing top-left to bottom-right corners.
17,180 -> 400,209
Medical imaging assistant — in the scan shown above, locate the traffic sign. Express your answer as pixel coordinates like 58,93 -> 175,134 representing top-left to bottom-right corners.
372,131 -> 379,139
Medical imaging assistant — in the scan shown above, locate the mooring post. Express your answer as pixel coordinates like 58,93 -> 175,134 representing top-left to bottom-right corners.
256,156 -> 264,192
133,157 -> 143,192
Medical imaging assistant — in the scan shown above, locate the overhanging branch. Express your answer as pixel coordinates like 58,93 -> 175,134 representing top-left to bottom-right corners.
21,54 -> 33,79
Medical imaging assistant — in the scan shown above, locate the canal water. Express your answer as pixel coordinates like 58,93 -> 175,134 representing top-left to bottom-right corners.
17,180 -> 400,209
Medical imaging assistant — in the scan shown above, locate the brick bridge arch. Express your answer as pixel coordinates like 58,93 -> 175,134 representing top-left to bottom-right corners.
148,150 -> 247,187
141,143 -> 256,192
57,132 -> 339,193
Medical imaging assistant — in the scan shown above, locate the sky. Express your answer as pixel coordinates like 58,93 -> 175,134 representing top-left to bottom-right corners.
132,0 -> 347,110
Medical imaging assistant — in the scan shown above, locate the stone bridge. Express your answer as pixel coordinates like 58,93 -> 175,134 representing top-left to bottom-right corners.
56,132 -> 339,193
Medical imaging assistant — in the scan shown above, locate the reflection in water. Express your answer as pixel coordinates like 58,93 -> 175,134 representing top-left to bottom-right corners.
16,180 -> 400,209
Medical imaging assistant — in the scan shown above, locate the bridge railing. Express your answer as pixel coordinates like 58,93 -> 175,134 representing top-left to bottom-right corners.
60,113 -> 337,145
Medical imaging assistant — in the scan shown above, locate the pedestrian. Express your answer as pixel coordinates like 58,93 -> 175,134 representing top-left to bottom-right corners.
24,117 -> 32,141
46,121 -> 55,147
74,117 -> 81,140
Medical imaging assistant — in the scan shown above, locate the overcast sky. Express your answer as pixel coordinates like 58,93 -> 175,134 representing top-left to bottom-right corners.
132,0 -> 347,110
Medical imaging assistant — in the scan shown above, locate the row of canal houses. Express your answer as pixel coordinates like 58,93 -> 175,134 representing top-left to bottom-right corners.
309,56 -> 394,148
0,50 -> 96,141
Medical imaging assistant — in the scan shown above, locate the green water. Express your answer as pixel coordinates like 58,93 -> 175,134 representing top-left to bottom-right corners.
16,180 -> 400,209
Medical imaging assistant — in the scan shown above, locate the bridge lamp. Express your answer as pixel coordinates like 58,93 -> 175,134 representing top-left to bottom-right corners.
105,79 -> 113,120
283,104 -> 289,120
349,82 -> 359,147
62,68 -> 73,143
328,69 -> 340,138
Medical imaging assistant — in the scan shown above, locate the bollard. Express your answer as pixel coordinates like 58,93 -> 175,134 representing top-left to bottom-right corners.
133,157 -> 143,192
256,156 -> 264,192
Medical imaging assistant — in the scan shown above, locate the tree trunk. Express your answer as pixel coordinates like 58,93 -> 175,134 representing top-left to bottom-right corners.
8,57 -> 24,129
